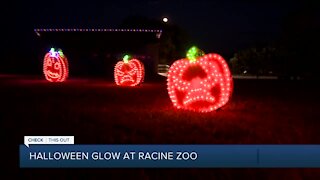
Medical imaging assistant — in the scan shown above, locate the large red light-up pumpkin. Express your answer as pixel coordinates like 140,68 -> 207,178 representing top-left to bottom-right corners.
114,55 -> 145,86
43,48 -> 69,82
167,46 -> 233,112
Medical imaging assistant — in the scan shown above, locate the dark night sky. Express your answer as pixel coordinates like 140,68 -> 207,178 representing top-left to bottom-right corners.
3,0 -> 316,57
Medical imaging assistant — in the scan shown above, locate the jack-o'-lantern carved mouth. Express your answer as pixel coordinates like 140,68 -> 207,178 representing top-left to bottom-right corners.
175,77 -> 219,111
182,88 -> 215,108
179,67 -> 217,109
47,70 -> 60,78
120,75 -> 135,83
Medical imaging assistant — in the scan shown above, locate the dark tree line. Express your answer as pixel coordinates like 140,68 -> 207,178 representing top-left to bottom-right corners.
230,4 -> 320,79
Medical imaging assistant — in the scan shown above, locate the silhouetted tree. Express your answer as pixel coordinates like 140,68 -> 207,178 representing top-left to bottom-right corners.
230,47 -> 277,76
119,16 -> 192,65
231,3 -> 320,79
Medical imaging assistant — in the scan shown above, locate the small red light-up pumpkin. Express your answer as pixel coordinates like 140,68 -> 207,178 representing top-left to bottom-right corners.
43,48 -> 69,82
114,55 -> 145,86
167,46 -> 233,112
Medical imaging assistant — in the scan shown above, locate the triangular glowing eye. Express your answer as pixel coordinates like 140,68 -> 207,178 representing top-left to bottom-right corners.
128,68 -> 137,76
117,69 -> 124,76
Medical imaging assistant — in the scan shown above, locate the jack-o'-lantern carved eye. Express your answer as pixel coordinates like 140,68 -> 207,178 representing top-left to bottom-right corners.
128,68 -> 136,76
117,69 -> 124,76
182,65 -> 207,81
54,62 -> 60,70
114,54 -> 145,86
47,59 -> 52,66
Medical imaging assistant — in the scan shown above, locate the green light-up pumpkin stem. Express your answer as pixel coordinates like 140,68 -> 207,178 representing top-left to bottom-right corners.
50,48 -> 65,58
186,46 -> 205,62
123,54 -> 131,64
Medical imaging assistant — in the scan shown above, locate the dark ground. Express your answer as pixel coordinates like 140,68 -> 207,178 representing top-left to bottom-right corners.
1,74 -> 320,179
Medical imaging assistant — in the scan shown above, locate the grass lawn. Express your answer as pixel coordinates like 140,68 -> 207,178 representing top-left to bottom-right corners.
2,75 -> 320,179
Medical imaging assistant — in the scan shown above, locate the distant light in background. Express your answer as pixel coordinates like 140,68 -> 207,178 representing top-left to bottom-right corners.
156,32 -> 162,39
35,31 -> 41,37
162,17 -> 168,23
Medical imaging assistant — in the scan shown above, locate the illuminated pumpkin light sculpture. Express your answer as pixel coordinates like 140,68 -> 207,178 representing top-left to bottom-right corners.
167,46 -> 233,112
114,55 -> 145,86
43,48 -> 69,82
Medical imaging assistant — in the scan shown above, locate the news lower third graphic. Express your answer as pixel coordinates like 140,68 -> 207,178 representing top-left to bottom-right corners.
20,136 -> 320,168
